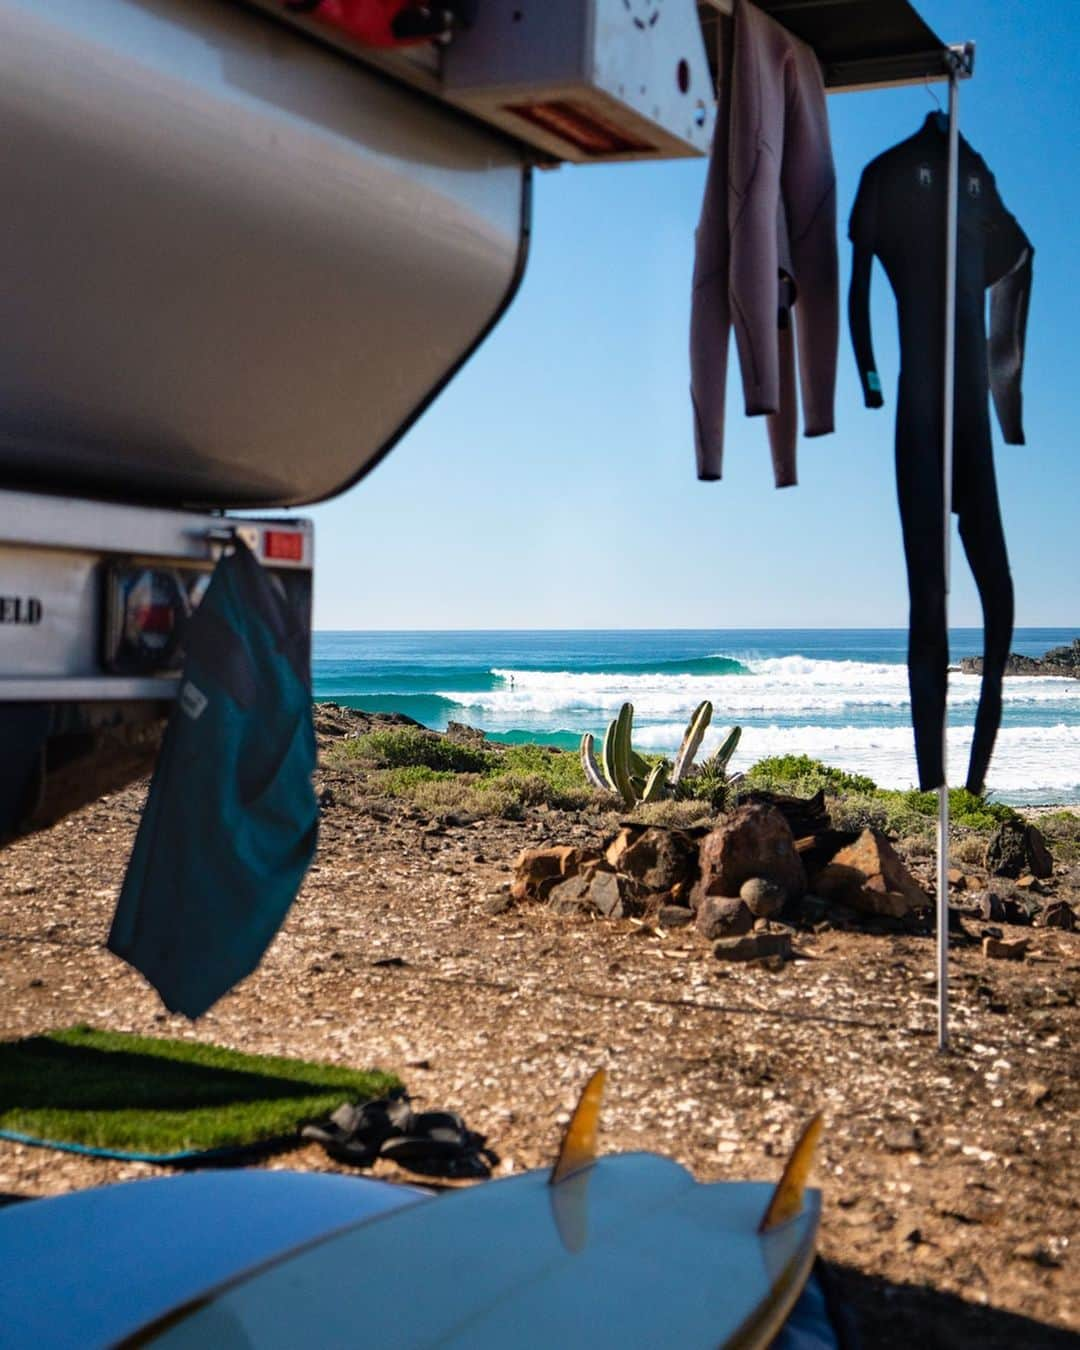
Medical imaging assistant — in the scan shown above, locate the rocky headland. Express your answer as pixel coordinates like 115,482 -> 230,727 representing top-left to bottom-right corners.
960,637 -> 1080,679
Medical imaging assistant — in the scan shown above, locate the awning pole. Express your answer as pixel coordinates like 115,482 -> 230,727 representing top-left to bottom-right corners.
937,60 -> 961,1053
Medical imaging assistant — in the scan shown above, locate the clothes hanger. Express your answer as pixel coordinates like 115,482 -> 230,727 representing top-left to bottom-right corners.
925,82 -> 948,132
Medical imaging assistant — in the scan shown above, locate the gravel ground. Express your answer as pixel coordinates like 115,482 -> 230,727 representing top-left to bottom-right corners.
0,726 -> 1077,1348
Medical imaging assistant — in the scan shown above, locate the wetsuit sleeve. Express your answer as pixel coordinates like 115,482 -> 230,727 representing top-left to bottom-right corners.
984,170 -> 1033,445
847,164 -> 884,409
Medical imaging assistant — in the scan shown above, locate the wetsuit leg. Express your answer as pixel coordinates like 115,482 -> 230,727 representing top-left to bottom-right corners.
895,377 -> 948,791
955,442 -> 1014,796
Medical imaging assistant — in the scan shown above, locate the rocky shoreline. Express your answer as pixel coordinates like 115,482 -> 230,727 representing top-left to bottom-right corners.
960,637 -> 1080,679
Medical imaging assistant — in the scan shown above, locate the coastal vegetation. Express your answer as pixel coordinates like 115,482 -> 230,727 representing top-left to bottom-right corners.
328,726 -> 1058,848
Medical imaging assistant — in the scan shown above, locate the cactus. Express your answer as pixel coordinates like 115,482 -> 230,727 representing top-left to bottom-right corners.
580,733 -> 608,792
581,701 -> 740,808
670,699 -> 713,786
708,724 -> 742,774
640,761 -> 669,803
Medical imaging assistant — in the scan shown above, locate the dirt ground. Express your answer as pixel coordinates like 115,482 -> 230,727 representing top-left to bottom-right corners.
0,729 -> 1077,1348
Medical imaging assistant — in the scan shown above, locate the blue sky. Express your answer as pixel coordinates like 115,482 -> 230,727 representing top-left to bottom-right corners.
308,0 -> 1079,631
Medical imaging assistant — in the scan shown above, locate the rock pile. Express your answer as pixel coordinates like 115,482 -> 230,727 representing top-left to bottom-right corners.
510,796 -> 952,959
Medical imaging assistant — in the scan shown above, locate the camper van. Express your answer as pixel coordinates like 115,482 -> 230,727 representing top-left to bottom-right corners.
0,0 -> 715,842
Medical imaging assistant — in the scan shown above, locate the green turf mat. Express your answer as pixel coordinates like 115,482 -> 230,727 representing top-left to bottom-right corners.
0,1025 -> 399,1159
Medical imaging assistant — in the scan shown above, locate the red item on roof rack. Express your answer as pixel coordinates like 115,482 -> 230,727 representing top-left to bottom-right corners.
283,0 -> 443,48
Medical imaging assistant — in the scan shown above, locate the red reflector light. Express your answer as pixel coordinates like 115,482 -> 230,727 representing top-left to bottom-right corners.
136,603 -> 176,635
504,100 -> 652,156
264,530 -> 304,562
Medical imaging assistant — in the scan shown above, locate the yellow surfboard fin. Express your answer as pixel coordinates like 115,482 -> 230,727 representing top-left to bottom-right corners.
758,1113 -> 823,1233
550,1068 -> 606,1186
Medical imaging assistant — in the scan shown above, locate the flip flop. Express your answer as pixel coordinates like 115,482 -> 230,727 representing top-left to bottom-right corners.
379,1110 -> 497,1179
302,1096 -> 497,1178
301,1092 -> 413,1167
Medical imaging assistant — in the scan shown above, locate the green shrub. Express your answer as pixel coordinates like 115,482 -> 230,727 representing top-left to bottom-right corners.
480,771 -> 592,812
1036,809 -> 1080,862
377,765 -> 458,795
742,755 -> 878,796
498,744 -> 588,796
626,799 -> 718,830
335,728 -> 494,774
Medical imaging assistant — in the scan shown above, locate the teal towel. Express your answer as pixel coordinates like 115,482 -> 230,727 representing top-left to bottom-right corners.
109,540 -> 317,1018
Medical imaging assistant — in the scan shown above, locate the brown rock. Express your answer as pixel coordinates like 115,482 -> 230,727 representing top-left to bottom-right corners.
986,821 -> 1053,880
691,805 -> 806,909
512,845 -> 598,902
794,829 -> 861,882
1039,900 -> 1077,931
547,874 -> 594,915
696,896 -> 754,940
589,870 -> 638,919
1015,874 -> 1042,893
603,827 -> 639,871
814,829 -> 928,917
713,932 -> 792,962
658,904 -> 694,929
1025,826 -> 1054,879
617,828 -> 698,893
983,935 -> 1028,961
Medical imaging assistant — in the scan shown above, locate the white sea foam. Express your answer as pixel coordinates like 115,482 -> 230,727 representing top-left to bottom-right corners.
462,657 -> 1080,801
468,659 -> 1080,719
631,722 -> 1080,797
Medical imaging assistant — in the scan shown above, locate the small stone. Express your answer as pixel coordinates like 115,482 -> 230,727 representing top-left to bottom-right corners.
739,876 -> 787,918
547,873 -> 593,915
1024,1082 -> 1051,1107
713,932 -> 792,963
1039,900 -> 1077,931
882,1125 -> 922,1153
589,870 -> 636,919
442,811 -> 476,828
658,905 -> 694,929
977,891 -> 1009,923
483,892 -> 513,916
1012,1241 -> 1061,1268
696,896 -> 754,940
982,935 -> 1028,961
947,867 -> 966,889
1015,874 -> 1042,893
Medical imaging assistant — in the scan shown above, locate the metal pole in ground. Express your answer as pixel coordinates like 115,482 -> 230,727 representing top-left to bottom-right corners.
937,57 -> 962,1053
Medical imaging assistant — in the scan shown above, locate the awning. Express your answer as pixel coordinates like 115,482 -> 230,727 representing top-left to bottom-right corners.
697,0 -> 968,92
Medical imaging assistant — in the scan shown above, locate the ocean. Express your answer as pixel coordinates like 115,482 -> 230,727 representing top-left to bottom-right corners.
312,629 -> 1080,806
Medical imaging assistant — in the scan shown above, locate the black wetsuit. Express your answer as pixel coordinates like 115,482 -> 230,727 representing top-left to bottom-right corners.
848,115 -> 1033,794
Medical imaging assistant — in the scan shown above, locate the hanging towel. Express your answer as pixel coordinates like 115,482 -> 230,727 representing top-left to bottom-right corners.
691,0 -> 838,487
108,539 -> 317,1018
